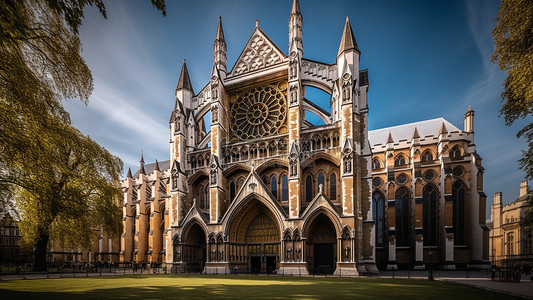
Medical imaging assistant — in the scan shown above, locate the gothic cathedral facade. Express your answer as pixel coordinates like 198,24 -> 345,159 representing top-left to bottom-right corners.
119,0 -> 488,275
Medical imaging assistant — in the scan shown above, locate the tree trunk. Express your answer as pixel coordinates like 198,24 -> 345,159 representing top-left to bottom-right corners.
33,230 -> 49,271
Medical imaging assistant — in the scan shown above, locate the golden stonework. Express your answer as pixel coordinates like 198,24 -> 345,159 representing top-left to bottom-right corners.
229,83 -> 287,141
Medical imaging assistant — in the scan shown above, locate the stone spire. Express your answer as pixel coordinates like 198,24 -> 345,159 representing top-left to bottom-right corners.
176,60 -> 193,93
154,159 -> 160,172
216,16 -> 224,41
139,152 -> 146,175
126,167 -> 132,178
412,127 -> 420,139
338,16 -> 359,57
291,0 -> 301,16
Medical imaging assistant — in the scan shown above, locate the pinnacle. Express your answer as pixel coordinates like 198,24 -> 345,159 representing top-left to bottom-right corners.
176,60 -> 194,93
438,122 -> 448,136
154,159 -> 160,171
291,0 -> 301,15
387,132 -> 394,144
127,167 -> 132,178
338,16 -> 360,57
216,16 -> 225,41
412,127 -> 420,139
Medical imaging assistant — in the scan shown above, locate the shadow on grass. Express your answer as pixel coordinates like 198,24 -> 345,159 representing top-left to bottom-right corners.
0,275 -> 520,299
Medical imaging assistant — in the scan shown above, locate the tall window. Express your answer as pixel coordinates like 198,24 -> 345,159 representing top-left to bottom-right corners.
199,186 -> 205,209
330,173 -> 337,200
395,188 -> 410,247
423,185 -> 438,246
271,176 -> 278,200
317,172 -> 325,191
281,175 -> 288,202
452,181 -> 466,245
395,155 -> 406,167
230,181 -> 236,202
507,232 -> 514,255
305,175 -> 313,203
238,178 -> 244,190
421,150 -> 433,162
372,192 -> 385,247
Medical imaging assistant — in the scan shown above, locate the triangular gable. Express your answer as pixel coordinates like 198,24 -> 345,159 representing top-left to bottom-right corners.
180,199 -> 208,229
301,187 -> 341,220
229,27 -> 286,77
221,168 -> 288,223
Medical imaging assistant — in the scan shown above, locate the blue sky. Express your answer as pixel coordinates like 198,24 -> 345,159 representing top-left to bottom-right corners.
65,0 -> 529,214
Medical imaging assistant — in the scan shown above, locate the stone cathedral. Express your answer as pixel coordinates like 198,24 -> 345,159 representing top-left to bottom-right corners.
118,0 -> 489,275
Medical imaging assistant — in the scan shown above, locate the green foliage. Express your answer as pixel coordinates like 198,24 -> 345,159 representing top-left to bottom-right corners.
492,0 -> 533,176
0,0 -> 164,269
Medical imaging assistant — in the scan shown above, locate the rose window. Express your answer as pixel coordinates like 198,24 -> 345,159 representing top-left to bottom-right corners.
230,85 -> 287,141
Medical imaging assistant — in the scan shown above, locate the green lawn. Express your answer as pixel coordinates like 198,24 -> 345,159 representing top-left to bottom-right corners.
0,275 -> 515,299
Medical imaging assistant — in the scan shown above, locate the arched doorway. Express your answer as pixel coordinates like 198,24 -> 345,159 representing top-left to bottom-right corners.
228,200 -> 281,274
307,214 -> 337,274
183,223 -> 206,272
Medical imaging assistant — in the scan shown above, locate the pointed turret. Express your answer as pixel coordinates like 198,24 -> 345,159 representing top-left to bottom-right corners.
154,159 -> 160,172
175,60 -> 194,111
412,127 -> 420,139
387,132 -> 394,144
127,167 -> 132,178
213,17 -> 227,76
338,17 -> 359,57
176,60 -> 193,93
139,152 -> 146,175
291,0 -> 301,16
438,122 -> 448,136
289,0 -> 303,52
216,16 -> 224,41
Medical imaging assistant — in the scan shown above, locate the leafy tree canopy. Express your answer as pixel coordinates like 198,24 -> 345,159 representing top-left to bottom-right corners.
0,0 -> 165,270
491,0 -> 533,226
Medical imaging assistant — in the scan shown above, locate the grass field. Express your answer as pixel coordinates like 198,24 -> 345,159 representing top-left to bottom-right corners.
0,275 -> 515,299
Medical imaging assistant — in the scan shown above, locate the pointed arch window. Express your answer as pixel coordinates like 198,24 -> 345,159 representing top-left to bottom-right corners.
372,192 -> 386,247
271,176 -> 278,200
372,159 -> 381,170
238,178 -> 244,190
230,181 -> 236,202
450,145 -> 462,159
423,184 -> 438,246
395,188 -> 410,247
281,175 -> 288,202
395,155 -> 407,167
305,175 -> 313,203
452,181 -> 466,245
199,186 -> 205,209
421,150 -> 433,162
330,173 -> 337,200
317,172 -> 325,191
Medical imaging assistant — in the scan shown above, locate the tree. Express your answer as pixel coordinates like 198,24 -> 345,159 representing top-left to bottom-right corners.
0,0 -> 165,270
491,0 -> 533,227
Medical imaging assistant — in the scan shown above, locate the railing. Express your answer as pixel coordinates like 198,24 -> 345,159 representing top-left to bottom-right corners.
222,134 -> 289,166
187,148 -> 211,171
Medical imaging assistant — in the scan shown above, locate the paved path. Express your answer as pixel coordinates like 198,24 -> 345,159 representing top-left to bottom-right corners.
443,278 -> 533,299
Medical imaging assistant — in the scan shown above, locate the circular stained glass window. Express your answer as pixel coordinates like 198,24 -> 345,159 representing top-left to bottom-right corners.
452,166 -> 464,178
423,170 -> 435,181
396,174 -> 407,185
230,85 -> 287,141
372,177 -> 382,188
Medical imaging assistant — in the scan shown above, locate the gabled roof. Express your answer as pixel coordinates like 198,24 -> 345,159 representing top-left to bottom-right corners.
229,25 -> 286,77
133,160 -> 171,178
369,118 -> 461,146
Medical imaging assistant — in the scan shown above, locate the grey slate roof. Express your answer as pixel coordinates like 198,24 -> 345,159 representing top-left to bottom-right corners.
368,117 -> 461,147
133,159 -> 171,178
